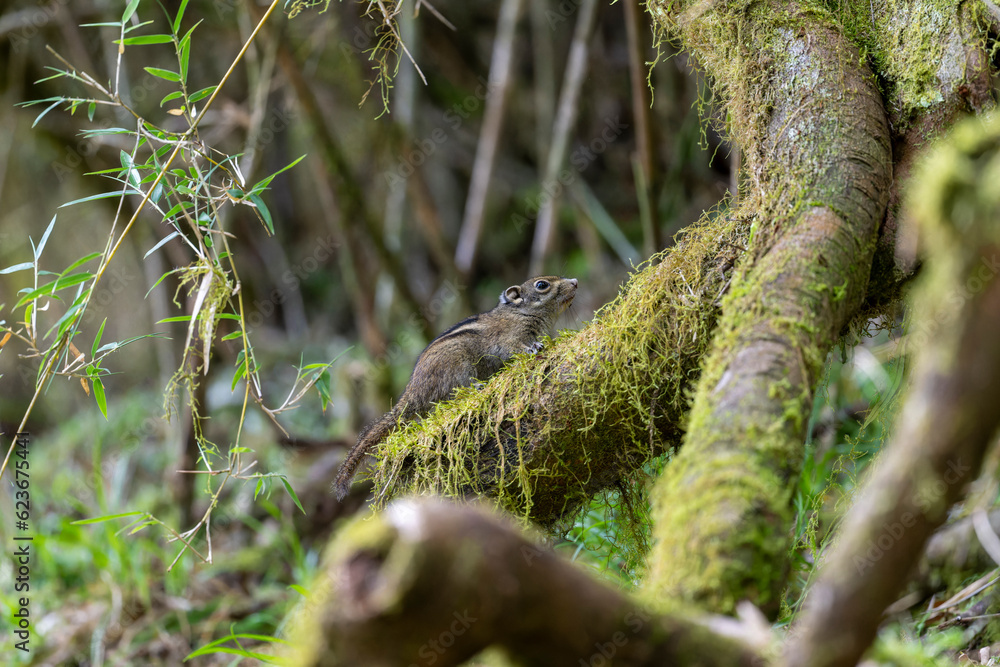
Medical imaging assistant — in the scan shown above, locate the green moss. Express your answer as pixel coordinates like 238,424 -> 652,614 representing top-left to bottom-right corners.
639,0 -> 895,616
645,441 -> 796,612
368,210 -> 753,534
818,1 -> 978,129
284,515 -> 403,666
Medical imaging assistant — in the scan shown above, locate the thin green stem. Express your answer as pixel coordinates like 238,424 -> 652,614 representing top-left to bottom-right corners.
0,0 -> 283,485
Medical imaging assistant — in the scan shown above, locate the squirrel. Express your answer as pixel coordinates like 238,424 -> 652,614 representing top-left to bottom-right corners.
334,275 -> 578,500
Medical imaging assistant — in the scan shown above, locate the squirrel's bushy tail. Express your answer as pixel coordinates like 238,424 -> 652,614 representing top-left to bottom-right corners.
334,406 -> 402,500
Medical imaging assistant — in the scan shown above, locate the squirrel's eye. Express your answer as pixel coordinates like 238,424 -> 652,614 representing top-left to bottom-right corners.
534,280 -> 550,291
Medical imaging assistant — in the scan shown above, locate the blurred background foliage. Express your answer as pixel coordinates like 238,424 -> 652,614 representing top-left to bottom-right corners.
0,0 -> 908,663
0,0 -> 732,433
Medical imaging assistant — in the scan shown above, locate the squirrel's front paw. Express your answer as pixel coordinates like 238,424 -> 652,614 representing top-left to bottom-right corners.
526,341 -> 544,355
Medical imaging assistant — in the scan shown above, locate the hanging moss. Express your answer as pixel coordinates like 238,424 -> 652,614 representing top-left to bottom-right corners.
368,208 -> 753,532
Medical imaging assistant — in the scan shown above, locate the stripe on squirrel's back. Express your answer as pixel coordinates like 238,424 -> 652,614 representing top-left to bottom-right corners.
432,315 -> 482,345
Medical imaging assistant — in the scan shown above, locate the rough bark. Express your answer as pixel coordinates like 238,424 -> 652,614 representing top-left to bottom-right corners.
641,2 -> 891,615
286,499 -> 762,667
782,114 -> 1000,667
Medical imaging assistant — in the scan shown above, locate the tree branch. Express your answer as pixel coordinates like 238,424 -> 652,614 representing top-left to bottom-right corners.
371,210 -> 749,526
286,499 -> 762,666
642,1 -> 891,615
783,113 -> 1000,667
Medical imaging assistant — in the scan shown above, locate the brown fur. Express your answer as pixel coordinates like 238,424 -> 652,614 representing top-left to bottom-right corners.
334,276 -> 577,500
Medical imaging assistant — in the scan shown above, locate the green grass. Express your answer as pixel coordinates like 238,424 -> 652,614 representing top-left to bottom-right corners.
0,389 -> 316,665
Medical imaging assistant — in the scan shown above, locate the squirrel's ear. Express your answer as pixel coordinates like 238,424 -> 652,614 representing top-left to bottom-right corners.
500,285 -> 522,305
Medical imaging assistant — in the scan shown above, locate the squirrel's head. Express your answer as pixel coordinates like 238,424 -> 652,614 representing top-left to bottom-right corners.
500,276 -> 578,317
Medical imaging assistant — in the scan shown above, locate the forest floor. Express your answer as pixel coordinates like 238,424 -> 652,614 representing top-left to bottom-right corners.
3,330 -> 997,666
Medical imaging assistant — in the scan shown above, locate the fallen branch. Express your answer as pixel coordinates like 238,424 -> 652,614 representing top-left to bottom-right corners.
285,498 -> 762,666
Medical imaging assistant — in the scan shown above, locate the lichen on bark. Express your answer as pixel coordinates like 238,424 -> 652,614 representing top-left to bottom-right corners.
641,0 -> 892,615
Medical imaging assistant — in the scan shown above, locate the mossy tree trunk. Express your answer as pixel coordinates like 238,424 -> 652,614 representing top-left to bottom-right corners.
641,0 -> 993,616
288,499 -> 762,667
641,4 -> 893,617
367,0 -> 994,617
294,2 -> 1000,665
370,211 -> 751,526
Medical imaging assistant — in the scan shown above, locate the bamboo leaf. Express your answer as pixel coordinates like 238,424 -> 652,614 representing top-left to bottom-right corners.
0,262 -> 34,275
160,90 -> 184,107
144,67 -> 181,83
188,85 -> 216,104
89,368 -> 108,419
315,369 -> 332,411
173,0 -> 191,33
122,0 -> 141,23
119,34 -> 174,45
145,267 -> 184,298
80,127 -> 134,137
122,20 -> 155,34
36,214 -> 57,260
163,201 -> 195,219
280,477 -> 306,515
60,190 -> 143,207
179,34 -> 191,84
72,511 -> 145,525
119,150 -> 141,188
31,100 -> 62,128
250,155 -> 306,194
185,643 -> 284,661
95,333 -> 166,354
64,252 -> 103,274
92,317 -> 107,358
231,358 -> 247,391
150,181 -> 164,204
127,520 -> 158,534
248,194 -> 274,234
31,70 -> 73,85
181,19 -> 203,44
18,94 -> 64,107
14,272 -> 93,310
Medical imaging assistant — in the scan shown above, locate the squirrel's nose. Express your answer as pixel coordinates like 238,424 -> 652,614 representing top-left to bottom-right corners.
568,278 -> 578,287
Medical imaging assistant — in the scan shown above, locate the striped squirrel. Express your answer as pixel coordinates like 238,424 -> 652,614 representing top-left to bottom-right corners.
335,276 -> 578,500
